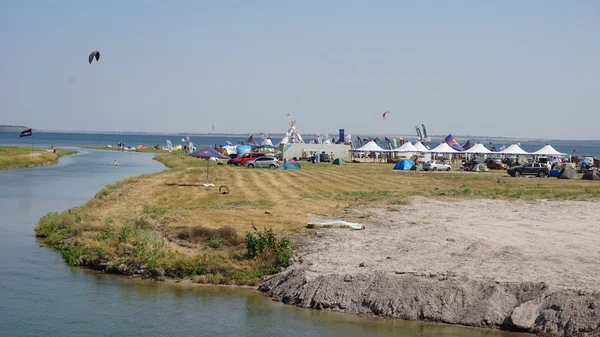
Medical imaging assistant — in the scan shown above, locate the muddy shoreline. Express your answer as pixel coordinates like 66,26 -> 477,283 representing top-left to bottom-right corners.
259,268 -> 600,336
258,198 -> 600,336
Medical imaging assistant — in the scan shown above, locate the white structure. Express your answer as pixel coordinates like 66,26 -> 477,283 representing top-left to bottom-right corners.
429,142 -> 459,154
280,143 -> 351,161
499,144 -> 529,155
463,143 -> 493,154
278,121 -> 305,144
261,137 -> 274,147
531,144 -> 566,156
351,140 -> 386,153
413,141 -> 430,152
392,141 -> 419,153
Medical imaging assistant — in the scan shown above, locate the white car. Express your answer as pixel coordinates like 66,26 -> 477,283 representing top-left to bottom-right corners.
422,160 -> 451,171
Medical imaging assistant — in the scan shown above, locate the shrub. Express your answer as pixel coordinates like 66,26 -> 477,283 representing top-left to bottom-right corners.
245,225 -> 292,269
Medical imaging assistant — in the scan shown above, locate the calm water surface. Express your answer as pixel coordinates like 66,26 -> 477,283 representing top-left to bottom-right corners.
0,149 -> 526,337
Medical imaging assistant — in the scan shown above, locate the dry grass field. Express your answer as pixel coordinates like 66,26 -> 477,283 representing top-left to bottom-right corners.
35,153 -> 600,285
0,146 -> 77,170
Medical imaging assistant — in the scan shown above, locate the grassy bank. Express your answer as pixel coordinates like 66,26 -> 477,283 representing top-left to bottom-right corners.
0,146 -> 78,170
82,146 -> 168,154
35,153 -> 599,285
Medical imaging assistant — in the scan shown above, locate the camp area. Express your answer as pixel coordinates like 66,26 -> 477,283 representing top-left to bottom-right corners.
89,155 -> 600,249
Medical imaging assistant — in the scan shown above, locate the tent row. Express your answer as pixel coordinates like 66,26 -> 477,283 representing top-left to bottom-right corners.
351,141 -> 568,156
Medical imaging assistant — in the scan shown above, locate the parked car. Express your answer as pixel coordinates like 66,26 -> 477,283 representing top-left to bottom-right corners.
233,152 -> 266,166
507,163 -> 549,177
422,160 -> 452,171
244,156 -> 279,169
485,158 -> 508,170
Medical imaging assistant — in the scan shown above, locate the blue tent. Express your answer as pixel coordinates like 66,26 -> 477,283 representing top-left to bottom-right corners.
393,160 -> 414,170
549,169 -> 560,178
236,145 -> 252,156
280,159 -> 301,170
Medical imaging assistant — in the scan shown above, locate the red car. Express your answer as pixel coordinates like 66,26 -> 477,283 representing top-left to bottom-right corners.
233,152 -> 266,166
485,158 -> 508,170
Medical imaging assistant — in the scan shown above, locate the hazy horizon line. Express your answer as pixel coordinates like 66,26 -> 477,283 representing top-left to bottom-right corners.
2,127 -> 599,142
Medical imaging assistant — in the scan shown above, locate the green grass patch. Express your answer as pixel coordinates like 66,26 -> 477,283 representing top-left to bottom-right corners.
0,146 -> 77,170
97,182 -> 122,199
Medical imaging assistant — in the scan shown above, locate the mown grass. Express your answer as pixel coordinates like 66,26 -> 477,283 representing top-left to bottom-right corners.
0,146 -> 77,170
35,152 -> 599,285
82,146 -> 168,154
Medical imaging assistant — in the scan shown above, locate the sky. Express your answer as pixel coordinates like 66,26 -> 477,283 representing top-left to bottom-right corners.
0,1 -> 598,139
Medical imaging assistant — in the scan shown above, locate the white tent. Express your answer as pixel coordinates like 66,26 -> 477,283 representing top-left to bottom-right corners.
429,142 -> 459,153
499,144 -> 529,155
531,144 -> 566,156
261,137 -> 274,146
463,143 -> 493,154
278,121 -> 305,144
351,140 -> 386,152
413,141 -> 430,152
392,141 -> 419,152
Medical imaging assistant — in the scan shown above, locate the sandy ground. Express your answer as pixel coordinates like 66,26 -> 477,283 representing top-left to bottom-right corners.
299,197 -> 600,291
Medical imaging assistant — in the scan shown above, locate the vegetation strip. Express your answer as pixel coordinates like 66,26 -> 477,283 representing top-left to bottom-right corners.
0,146 -> 77,170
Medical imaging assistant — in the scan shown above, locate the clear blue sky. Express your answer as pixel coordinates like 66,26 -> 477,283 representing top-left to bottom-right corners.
1,1 -> 598,139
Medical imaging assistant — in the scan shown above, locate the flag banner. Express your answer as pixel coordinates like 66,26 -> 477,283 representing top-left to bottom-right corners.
20,129 -> 32,137
444,134 -> 465,151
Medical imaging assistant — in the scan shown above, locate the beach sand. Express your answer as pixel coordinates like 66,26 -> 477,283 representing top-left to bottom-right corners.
300,198 -> 600,290
260,198 -> 600,336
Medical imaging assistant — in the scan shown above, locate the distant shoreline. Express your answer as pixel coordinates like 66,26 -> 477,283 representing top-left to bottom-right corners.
1,128 -> 588,143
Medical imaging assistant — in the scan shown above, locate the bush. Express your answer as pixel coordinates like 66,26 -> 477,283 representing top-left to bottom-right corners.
245,225 -> 292,269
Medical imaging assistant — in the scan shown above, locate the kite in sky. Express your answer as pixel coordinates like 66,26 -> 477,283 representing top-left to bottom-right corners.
88,51 -> 100,64
285,113 -> 292,119
382,111 -> 389,120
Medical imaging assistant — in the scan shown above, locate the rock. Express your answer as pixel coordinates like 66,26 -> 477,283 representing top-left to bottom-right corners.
386,256 -> 391,260
510,299 -> 542,330
358,262 -> 365,267
590,302 -> 597,309
343,275 -> 353,282
265,211 -> 272,215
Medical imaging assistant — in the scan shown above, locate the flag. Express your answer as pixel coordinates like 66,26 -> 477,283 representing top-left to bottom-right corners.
189,142 -> 195,152
19,129 -> 32,138
444,134 -> 465,151
167,140 -> 173,153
